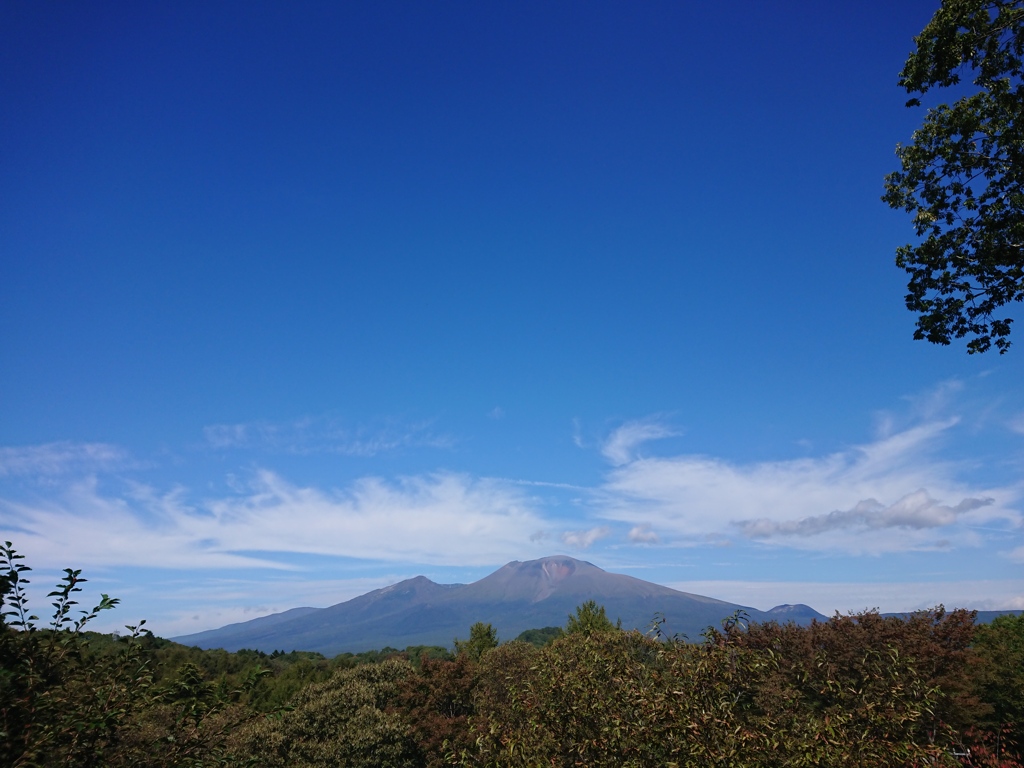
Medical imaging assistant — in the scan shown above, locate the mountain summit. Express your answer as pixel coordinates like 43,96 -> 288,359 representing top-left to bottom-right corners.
173,556 -> 825,655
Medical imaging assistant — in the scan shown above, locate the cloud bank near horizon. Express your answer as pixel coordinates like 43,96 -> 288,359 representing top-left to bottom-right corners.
595,417 -> 1021,555
1,470 -> 551,571
2,415 -> 1019,571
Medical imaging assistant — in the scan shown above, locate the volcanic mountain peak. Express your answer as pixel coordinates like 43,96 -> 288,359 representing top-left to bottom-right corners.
467,555 -> 604,602
540,556 -> 577,585
172,556 -> 829,655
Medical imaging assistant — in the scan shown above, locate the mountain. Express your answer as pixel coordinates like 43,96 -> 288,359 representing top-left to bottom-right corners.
173,555 -> 827,655
766,604 -> 826,623
973,610 -> 1023,623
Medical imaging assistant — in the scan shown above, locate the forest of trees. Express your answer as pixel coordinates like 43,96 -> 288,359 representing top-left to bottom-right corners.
2,544 -> 1023,767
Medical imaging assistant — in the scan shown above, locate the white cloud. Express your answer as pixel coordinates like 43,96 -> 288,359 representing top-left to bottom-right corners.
601,419 -> 678,466
202,415 -> 455,457
628,524 -> 660,544
199,470 -> 545,564
0,442 -> 128,477
1006,545 -> 1024,564
561,526 -> 610,549
597,419 -> 1022,554
1,477 -> 283,570
0,470 -> 550,571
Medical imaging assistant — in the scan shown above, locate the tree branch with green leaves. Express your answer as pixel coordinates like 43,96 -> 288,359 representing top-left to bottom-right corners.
883,0 -> 1024,353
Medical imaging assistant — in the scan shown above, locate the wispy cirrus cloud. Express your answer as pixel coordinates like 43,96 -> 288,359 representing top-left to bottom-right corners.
601,418 -> 679,466
2,470 -> 550,571
203,415 -> 455,457
1,476 -> 283,570
0,441 -> 129,477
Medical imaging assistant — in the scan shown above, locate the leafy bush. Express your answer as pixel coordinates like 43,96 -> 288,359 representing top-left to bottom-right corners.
395,652 -> 479,768
970,612 -> 1024,762
465,612 -> 959,768
239,658 -> 418,768
0,541 -> 151,767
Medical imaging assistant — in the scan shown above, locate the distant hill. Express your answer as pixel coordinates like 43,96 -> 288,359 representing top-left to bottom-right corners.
764,603 -> 826,623
881,609 -> 1023,623
973,610 -> 1023,623
173,556 -> 827,655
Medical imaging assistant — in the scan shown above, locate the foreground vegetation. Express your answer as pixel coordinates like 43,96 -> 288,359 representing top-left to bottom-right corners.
3,544 -> 1022,767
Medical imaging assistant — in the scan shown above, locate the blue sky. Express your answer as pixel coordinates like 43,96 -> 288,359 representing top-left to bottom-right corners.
1,0 -> 1021,638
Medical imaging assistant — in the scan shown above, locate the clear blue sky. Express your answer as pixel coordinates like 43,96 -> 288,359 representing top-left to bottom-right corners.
2,0 -> 1021,637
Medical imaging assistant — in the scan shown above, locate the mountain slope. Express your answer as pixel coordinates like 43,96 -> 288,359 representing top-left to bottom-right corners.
172,555 -> 826,655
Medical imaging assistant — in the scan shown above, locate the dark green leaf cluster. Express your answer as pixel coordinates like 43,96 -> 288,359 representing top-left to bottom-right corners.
883,0 -> 1024,353
513,625 -> 564,647
0,542 -> 151,767
970,612 -> 1024,758
452,621 -> 498,661
564,598 -> 620,636
466,615 -> 970,767
240,658 -> 420,768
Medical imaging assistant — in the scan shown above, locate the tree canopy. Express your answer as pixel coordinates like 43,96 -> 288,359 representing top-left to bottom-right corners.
452,621 -> 498,661
564,599 -> 619,636
883,0 -> 1024,353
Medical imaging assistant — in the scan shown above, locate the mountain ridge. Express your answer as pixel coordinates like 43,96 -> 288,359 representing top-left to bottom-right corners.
173,556 -> 828,655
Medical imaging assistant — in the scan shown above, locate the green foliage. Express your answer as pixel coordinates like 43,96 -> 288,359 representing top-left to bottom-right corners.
113,659 -> 267,768
0,543 -> 281,767
394,653 -> 479,768
460,641 -> 539,764
514,625 -> 564,647
465,613 -> 962,767
883,0 -> 1024,353
399,645 -> 453,669
714,607 -> 985,764
238,658 -> 418,768
729,607 -> 985,732
452,621 -> 497,661
971,612 -> 1024,757
470,630 -> 676,767
0,542 -> 152,767
565,599 -> 619,636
